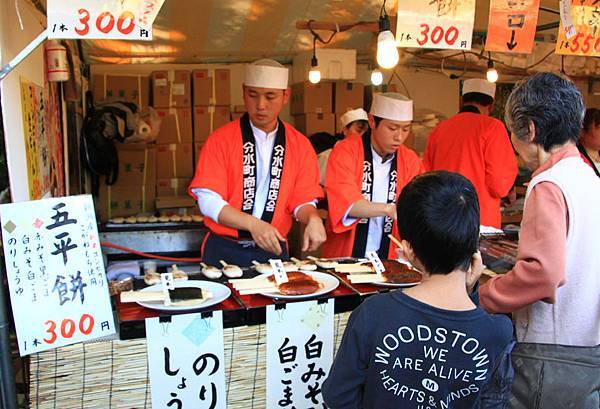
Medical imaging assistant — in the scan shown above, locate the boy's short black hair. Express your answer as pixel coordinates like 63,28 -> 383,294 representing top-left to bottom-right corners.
462,92 -> 494,108
397,171 -> 480,274
373,115 -> 384,128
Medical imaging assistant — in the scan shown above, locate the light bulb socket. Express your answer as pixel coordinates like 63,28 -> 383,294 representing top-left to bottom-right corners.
487,59 -> 494,69
311,55 -> 318,68
378,15 -> 391,33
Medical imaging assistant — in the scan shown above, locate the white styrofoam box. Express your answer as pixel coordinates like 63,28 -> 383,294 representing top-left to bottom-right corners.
293,48 -> 356,83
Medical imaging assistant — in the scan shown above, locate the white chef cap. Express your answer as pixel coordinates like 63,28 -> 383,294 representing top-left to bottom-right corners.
244,59 -> 289,89
462,78 -> 496,98
370,93 -> 413,121
340,108 -> 369,128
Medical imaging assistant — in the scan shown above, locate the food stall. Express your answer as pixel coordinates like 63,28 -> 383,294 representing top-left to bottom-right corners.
0,0 -> 598,408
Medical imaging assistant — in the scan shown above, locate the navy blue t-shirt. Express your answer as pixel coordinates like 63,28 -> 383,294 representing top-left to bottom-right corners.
323,290 -> 513,409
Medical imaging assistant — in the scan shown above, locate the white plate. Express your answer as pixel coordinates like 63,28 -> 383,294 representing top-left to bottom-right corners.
259,271 -> 339,300
370,280 -> 421,288
136,280 -> 231,312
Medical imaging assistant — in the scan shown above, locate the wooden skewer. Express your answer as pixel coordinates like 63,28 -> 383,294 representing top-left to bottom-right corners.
306,256 -> 320,261
335,264 -> 374,273
219,260 -> 229,267
482,268 -> 498,277
387,234 -> 404,252
238,286 -> 278,295
251,260 -> 261,266
230,279 -> 271,290
348,274 -> 386,284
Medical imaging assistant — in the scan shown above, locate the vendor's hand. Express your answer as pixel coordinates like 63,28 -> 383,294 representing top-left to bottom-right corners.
384,203 -> 397,220
249,219 -> 284,255
302,217 -> 326,252
466,251 -> 484,293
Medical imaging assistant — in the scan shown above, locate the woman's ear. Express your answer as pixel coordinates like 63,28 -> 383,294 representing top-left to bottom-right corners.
527,120 -> 536,143
401,239 -> 415,262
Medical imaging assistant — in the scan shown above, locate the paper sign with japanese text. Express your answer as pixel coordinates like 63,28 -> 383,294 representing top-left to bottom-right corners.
396,0 -> 477,50
146,312 -> 226,409
266,299 -> 334,409
485,0 -> 541,53
556,0 -> 600,57
0,195 -> 115,356
47,0 -> 165,40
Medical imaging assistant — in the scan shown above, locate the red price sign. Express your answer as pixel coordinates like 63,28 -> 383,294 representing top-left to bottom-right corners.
556,2 -> 600,57
43,314 -> 95,345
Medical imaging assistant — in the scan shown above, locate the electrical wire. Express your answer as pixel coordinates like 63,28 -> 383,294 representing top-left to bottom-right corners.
100,241 -> 203,262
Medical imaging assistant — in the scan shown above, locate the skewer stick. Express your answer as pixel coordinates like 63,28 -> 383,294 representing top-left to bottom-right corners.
387,234 -> 404,252
335,264 -> 374,273
238,286 -> 278,295
348,274 -> 386,284
482,268 -> 498,277
251,260 -> 260,266
307,256 -> 319,261
219,260 -> 229,267
230,279 -> 272,290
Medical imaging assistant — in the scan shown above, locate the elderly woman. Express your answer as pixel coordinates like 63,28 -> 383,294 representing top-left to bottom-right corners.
578,108 -> 600,177
478,73 -> 600,408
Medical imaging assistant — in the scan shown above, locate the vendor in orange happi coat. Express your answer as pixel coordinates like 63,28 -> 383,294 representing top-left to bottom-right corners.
189,59 -> 325,267
321,93 -> 424,259
423,78 -> 518,228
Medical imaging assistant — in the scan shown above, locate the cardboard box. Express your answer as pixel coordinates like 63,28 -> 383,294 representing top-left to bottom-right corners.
92,74 -> 150,109
192,69 -> 231,106
195,143 -> 204,162
96,183 -> 156,221
156,143 -> 194,178
193,106 -> 231,143
334,81 -> 364,113
294,113 -> 335,137
155,196 -> 200,217
115,144 -> 156,186
155,108 -> 193,144
291,81 -> 333,115
151,70 -> 191,108
156,178 -> 192,196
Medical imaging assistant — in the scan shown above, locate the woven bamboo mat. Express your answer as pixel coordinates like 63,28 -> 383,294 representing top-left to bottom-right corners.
29,312 -> 351,408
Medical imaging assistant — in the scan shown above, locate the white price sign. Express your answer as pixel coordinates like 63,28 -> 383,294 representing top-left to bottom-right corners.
0,195 -> 116,356
146,312 -> 227,409
366,251 -> 385,275
396,0 -> 476,50
267,300 -> 334,409
269,259 -> 289,285
47,0 -> 165,40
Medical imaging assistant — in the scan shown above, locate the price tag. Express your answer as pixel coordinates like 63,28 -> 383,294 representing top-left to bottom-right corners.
160,272 -> 174,305
556,0 -> 600,57
366,251 -> 386,275
396,0 -> 476,50
47,0 -> 165,40
269,259 -> 289,285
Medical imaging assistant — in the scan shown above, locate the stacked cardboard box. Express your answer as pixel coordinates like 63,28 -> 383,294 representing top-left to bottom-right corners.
96,144 -> 156,221
92,73 -> 150,110
291,81 -> 335,136
334,81 -> 364,133
150,70 -> 195,215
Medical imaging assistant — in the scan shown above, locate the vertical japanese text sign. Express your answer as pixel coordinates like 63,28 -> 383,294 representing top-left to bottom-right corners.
0,195 -> 115,356
396,0 -> 477,50
556,0 -> 600,57
267,300 -> 335,409
146,312 -> 227,409
47,0 -> 165,40
485,0 -> 541,53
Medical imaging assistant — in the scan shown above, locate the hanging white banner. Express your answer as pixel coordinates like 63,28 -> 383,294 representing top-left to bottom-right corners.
266,299 -> 335,409
47,0 -> 165,40
396,0 -> 477,50
146,311 -> 227,409
0,195 -> 116,356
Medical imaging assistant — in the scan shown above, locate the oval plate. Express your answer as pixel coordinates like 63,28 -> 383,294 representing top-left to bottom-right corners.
259,271 -> 339,300
137,280 -> 231,312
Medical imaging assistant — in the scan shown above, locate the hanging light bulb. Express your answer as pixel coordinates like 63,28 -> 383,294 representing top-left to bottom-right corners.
376,4 -> 399,69
308,36 -> 321,84
308,55 -> 321,84
486,54 -> 498,83
371,68 -> 383,86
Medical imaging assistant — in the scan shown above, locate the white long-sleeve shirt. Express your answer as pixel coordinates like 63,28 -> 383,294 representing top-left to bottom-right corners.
192,121 -> 315,223
342,147 -> 394,255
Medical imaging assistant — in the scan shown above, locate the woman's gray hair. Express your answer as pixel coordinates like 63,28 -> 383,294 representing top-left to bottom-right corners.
504,72 -> 584,151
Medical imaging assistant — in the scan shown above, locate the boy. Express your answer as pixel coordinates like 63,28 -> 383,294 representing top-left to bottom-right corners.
323,171 -> 514,409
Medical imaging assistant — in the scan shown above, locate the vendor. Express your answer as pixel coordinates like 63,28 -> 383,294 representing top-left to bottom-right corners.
577,107 -> 600,177
423,78 -> 518,228
316,108 -> 369,186
189,59 -> 326,267
321,93 -> 424,259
